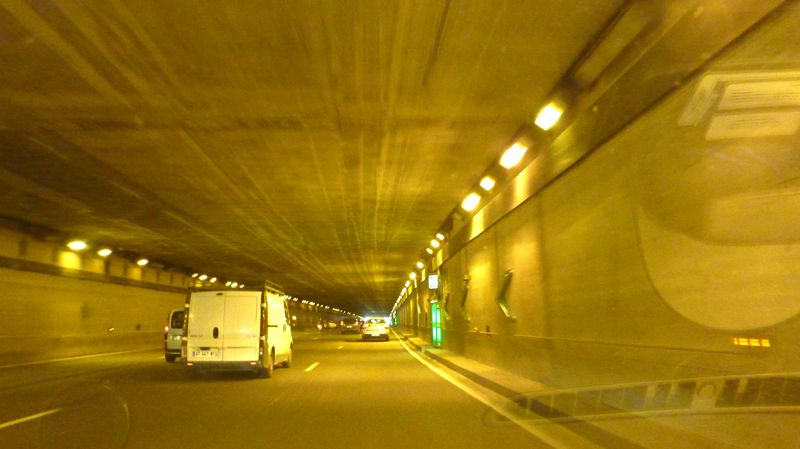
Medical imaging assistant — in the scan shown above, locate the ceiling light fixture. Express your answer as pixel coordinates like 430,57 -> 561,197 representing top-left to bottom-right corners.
231,282 -> 238,288
435,233 -> 445,241
209,277 -> 217,283
430,239 -> 440,248
416,261 -> 424,269
97,248 -> 112,257
425,248 -> 434,255
199,274 -> 208,281
67,240 -> 88,251
136,258 -> 149,267
479,176 -> 496,191
191,273 -> 199,278
461,193 -> 481,211
409,272 -> 417,280
499,143 -> 528,169
534,103 -> 563,130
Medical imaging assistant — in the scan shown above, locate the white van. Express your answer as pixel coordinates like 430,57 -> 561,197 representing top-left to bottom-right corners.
182,281 -> 293,377
164,308 -> 184,362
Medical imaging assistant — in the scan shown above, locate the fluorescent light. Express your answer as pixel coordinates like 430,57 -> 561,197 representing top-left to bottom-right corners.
430,239 -> 440,248
461,193 -> 481,211
416,261 -> 424,269
480,176 -> 495,191
199,274 -> 208,280
97,248 -> 112,257
136,258 -> 149,266
191,273 -> 199,278
435,233 -> 445,241
499,143 -> 527,169
404,280 -> 411,287
209,277 -> 217,283
231,282 -> 238,288
239,284 -> 245,288
67,240 -> 87,251
426,248 -> 434,254
409,272 -> 417,280
225,281 -> 232,286
534,104 -> 563,130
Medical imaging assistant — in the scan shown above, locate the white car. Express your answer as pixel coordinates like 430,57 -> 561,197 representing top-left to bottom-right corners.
361,318 -> 390,341
164,308 -> 184,363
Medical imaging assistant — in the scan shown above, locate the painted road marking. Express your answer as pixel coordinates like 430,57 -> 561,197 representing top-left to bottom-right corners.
304,362 -> 320,372
0,349 -> 153,370
337,345 -> 344,350
0,408 -> 62,430
392,330 -> 603,449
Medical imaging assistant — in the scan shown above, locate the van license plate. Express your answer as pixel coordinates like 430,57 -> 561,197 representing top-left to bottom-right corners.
192,350 -> 216,358
372,333 -> 382,337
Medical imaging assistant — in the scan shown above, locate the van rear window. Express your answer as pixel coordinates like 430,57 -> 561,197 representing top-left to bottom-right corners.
170,311 -> 184,329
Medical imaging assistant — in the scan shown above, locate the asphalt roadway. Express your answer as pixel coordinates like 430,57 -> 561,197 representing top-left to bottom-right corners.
0,330 -> 546,449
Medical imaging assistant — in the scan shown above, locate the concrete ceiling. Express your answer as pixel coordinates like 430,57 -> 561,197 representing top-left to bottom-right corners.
0,0 -> 623,314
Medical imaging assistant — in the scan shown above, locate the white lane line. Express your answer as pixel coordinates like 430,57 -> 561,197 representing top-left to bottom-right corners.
392,331 -> 603,449
0,408 -> 62,430
0,348 -> 154,370
304,362 -> 320,372
337,345 -> 344,350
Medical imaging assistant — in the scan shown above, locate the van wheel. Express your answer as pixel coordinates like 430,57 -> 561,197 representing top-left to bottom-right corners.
165,354 -> 177,363
282,347 -> 292,368
261,350 -> 274,378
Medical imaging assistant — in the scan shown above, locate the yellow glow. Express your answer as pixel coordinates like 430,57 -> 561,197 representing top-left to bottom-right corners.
430,239 -> 440,248
499,143 -> 528,169
435,233 -> 445,241
96,248 -> 112,257
749,338 -> 760,347
761,339 -> 771,347
231,282 -> 238,288
426,248 -> 434,254
534,103 -> 563,130
67,240 -> 88,251
404,280 -> 411,287
409,272 -> 417,280
225,281 -> 231,286
239,284 -> 244,288
209,277 -> 217,283
199,274 -> 208,280
136,258 -> 148,266
461,192 -> 481,211
479,176 -> 496,191
416,261 -> 424,269
732,337 -> 739,345
191,273 -> 199,278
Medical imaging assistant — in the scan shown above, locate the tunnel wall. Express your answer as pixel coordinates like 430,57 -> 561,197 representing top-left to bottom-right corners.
396,4 -> 800,389
0,226 -> 333,365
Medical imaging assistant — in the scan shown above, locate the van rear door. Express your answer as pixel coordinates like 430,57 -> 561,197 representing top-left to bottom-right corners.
222,291 -> 261,362
186,291 -> 225,362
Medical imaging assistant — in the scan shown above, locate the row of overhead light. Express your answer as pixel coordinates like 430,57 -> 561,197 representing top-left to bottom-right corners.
66,240 -> 148,266
391,101 -> 564,317
190,272 -> 245,289
291,296 -> 359,317
66,239 -> 358,316
460,102 -> 562,213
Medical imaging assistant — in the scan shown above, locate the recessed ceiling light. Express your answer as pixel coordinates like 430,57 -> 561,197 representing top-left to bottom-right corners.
199,274 -> 208,280
136,258 -> 149,266
416,261 -> 424,269
534,103 -> 563,130
499,143 -> 527,169
67,240 -> 87,251
209,277 -> 217,283
231,282 -> 238,288
480,176 -> 495,191
409,272 -> 417,280
435,233 -> 445,241
426,248 -> 434,254
97,248 -> 112,257
430,239 -> 440,248
191,273 -> 199,278
461,192 -> 481,211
